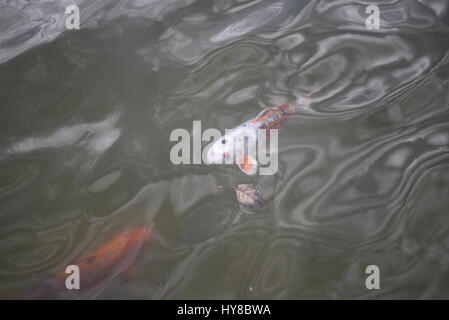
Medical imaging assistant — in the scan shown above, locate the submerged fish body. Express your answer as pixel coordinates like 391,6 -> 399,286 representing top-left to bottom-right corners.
207,100 -> 303,175
19,226 -> 151,299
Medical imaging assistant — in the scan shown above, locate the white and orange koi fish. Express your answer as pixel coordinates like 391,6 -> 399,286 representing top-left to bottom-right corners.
207,96 -> 311,175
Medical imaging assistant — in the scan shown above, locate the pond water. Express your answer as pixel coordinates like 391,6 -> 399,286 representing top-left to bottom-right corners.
1,0 -> 449,299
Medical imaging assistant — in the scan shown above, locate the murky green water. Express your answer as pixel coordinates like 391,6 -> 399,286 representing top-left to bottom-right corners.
1,0 -> 449,299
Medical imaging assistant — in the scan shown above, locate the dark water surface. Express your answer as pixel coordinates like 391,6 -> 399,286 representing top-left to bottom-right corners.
1,0 -> 449,299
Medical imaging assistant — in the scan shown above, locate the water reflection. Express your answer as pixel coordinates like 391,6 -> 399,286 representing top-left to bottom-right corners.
1,0 -> 449,299
5,112 -> 120,155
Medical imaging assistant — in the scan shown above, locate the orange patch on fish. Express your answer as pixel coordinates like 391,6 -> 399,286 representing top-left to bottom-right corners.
64,226 -> 151,284
251,102 -> 292,130
237,156 -> 257,175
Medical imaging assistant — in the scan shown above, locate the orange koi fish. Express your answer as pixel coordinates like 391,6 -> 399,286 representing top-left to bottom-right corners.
18,226 -> 151,299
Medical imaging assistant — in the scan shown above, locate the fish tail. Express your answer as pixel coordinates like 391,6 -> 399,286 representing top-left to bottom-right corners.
303,87 -> 320,98
287,88 -> 320,114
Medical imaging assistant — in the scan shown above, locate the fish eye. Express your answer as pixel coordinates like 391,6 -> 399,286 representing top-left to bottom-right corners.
221,139 -> 226,144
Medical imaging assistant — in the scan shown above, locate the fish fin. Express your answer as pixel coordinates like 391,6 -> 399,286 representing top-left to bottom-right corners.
237,155 -> 258,175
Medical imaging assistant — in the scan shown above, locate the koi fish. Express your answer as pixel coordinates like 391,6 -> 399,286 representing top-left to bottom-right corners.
207,97 -> 310,175
18,226 -> 151,299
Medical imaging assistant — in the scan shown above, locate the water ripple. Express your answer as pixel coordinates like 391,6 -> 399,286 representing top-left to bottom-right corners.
1,0 -> 449,299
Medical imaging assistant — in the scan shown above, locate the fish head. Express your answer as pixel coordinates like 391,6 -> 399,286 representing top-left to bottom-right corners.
206,129 -> 238,164
206,125 -> 258,175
